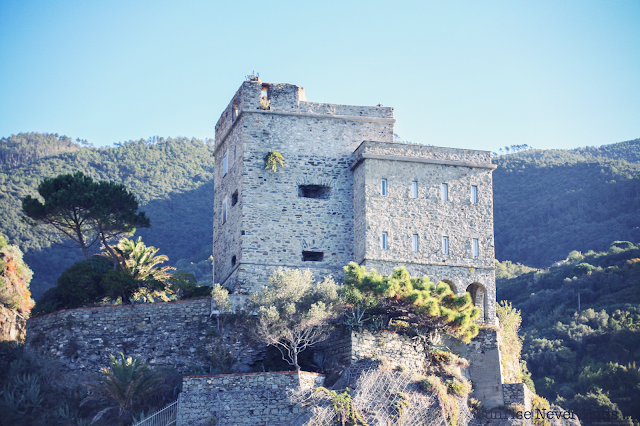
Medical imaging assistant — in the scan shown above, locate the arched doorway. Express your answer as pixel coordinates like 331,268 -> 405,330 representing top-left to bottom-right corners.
441,279 -> 457,294
466,283 -> 487,323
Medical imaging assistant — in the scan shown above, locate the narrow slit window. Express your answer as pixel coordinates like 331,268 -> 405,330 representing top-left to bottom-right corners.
381,179 -> 388,196
223,153 -> 228,176
411,181 -> 418,199
231,190 -> 238,206
472,238 -> 479,258
222,199 -> 227,223
231,255 -> 237,266
382,232 -> 388,250
302,251 -> 324,261
471,186 -> 478,204
442,236 -> 449,255
232,103 -> 238,122
412,234 -> 419,252
441,183 -> 449,201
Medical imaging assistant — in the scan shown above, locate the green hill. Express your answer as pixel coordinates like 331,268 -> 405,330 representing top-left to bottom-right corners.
0,133 -> 215,299
496,242 -> 640,424
493,138 -> 640,268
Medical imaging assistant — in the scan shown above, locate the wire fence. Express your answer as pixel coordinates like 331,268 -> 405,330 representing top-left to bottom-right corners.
290,362 -> 478,426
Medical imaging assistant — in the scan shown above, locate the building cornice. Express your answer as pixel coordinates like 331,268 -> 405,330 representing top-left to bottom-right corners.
350,153 -> 497,171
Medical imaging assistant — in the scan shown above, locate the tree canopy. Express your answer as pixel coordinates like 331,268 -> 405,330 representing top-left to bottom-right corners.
343,262 -> 481,343
0,133 -> 214,299
22,171 -> 149,262
250,268 -> 341,370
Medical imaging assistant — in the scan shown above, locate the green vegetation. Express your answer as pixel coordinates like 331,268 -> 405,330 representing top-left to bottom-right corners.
315,387 -> 368,426
498,241 -> 640,425
22,172 -> 150,262
249,268 -> 341,370
33,237 -> 207,316
0,233 -> 35,316
342,262 -> 480,343
493,138 -> 640,267
264,150 -> 284,172
81,353 -> 166,426
0,343 -> 90,426
0,133 -> 214,299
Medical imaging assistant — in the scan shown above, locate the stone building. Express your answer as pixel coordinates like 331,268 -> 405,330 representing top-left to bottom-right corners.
213,80 -> 497,324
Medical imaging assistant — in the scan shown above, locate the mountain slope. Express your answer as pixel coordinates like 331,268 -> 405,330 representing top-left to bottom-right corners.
0,133 -> 214,298
496,243 -> 640,424
493,139 -> 640,267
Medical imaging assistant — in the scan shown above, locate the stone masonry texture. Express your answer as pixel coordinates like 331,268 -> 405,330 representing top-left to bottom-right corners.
213,81 -> 394,293
24,298 -> 261,374
212,81 -> 497,327
177,371 -> 325,426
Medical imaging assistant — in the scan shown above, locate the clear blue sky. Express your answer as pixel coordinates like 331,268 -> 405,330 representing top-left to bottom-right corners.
1,0 -> 638,154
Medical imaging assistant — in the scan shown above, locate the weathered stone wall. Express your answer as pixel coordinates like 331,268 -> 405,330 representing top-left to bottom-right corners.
503,383 -> 533,412
320,329 -> 426,374
449,328 -> 504,408
352,140 -> 497,324
0,305 -> 26,342
177,371 -> 324,426
213,81 -> 395,293
182,370 -> 324,392
350,330 -> 426,373
24,299 -> 260,373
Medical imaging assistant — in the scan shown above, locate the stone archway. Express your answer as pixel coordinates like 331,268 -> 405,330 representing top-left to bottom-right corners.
466,283 -> 487,323
440,279 -> 457,295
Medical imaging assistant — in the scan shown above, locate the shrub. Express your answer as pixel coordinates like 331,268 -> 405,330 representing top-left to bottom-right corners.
0,233 -> 35,315
572,262 -> 595,276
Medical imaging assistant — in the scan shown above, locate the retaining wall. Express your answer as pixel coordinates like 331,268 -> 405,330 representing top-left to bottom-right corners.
24,299 -> 262,373
177,371 -> 325,426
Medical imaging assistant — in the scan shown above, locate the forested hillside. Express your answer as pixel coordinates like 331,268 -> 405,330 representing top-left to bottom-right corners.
493,138 -> 640,267
2,133 -> 639,301
0,133 -> 214,299
496,242 -> 640,424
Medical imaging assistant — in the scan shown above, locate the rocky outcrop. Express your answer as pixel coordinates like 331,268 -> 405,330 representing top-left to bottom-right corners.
0,304 -> 26,342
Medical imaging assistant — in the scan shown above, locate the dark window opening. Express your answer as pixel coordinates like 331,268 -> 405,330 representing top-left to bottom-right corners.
231,255 -> 237,266
231,190 -> 239,206
298,185 -> 331,199
302,251 -> 324,262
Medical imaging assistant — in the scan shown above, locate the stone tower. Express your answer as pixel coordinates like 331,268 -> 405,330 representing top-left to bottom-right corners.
213,80 -> 497,324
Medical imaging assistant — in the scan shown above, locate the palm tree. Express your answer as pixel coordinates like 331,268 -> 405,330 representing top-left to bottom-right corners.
106,237 -> 174,281
101,237 -> 175,303
81,353 -> 165,425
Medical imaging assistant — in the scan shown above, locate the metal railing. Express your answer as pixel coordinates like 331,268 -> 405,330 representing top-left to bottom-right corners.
133,400 -> 178,426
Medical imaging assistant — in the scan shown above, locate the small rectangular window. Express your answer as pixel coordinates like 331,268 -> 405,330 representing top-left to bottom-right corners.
381,232 -> 388,250
412,234 -> 419,252
222,200 -> 227,223
231,190 -> 238,206
442,183 -> 448,201
442,236 -> 449,255
223,153 -> 228,176
472,238 -> 479,258
298,185 -> 331,199
411,181 -> 418,199
381,179 -> 388,196
471,186 -> 478,204
302,251 -> 324,262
